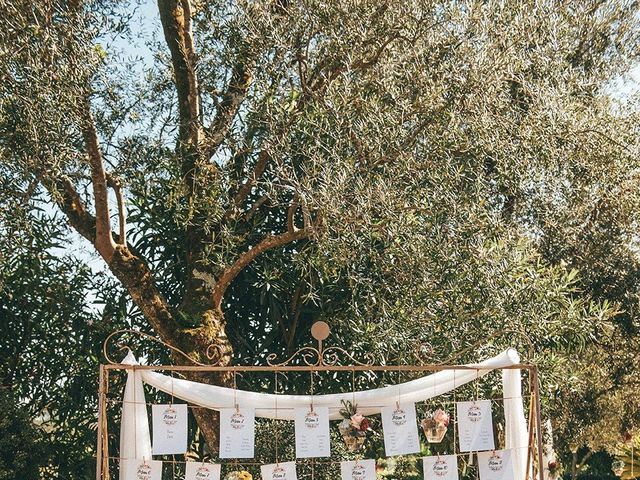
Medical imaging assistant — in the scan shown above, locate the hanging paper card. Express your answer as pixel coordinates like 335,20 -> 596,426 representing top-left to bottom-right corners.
381,402 -> 421,456
122,458 -> 163,480
422,455 -> 459,480
294,405 -> 330,458
340,459 -> 376,480
219,407 -> 255,458
151,404 -> 188,455
185,462 -> 221,480
260,461 -> 298,480
478,449 -> 513,480
456,400 -> 495,452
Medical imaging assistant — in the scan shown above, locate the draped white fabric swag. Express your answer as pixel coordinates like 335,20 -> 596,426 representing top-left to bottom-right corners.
119,349 -> 528,480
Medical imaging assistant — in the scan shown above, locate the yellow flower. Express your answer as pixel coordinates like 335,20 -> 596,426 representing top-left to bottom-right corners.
237,472 -> 252,480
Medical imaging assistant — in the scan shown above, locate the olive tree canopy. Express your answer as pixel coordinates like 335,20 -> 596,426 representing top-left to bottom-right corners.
1,0 -> 639,471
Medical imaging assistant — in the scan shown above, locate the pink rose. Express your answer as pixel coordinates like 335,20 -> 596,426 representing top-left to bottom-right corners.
432,409 -> 449,427
350,413 -> 365,428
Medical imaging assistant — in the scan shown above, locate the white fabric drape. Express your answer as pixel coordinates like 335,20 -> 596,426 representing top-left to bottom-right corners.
118,348 -> 529,480
119,351 -> 152,480
138,349 -> 520,419
503,364 -> 529,480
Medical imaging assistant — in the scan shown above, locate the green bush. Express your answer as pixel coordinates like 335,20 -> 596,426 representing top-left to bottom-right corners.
0,390 -> 46,480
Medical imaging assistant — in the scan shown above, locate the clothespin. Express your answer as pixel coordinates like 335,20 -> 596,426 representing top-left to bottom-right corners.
235,403 -> 240,414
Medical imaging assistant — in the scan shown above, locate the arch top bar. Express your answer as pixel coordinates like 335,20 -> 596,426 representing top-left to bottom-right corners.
103,323 -> 536,369
103,363 -> 536,372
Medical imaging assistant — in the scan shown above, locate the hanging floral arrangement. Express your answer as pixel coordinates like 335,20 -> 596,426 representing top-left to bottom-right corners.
421,409 -> 449,443
338,400 -> 371,452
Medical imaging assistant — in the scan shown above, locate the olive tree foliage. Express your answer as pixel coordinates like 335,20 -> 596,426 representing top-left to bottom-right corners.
1,0 -> 640,464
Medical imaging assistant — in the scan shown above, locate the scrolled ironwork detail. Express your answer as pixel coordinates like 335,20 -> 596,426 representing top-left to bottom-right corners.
321,346 -> 374,367
102,329 -> 222,366
266,343 -> 374,367
266,347 -> 321,367
205,343 -> 226,364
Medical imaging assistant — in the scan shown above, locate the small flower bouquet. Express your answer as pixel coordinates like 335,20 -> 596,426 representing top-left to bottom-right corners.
224,471 -> 252,480
338,400 -> 370,452
421,409 -> 449,443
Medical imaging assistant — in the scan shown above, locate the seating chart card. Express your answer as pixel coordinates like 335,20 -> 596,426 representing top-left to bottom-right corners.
340,459 -> 377,480
122,459 -> 163,480
456,400 -> 495,452
381,402 -> 421,456
478,449 -> 513,480
152,403 -> 188,454
294,406 -> 331,458
260,461 -> 298,480
185,462 -> 221,480
422,455 -> 459,480
219,407 -> 255,458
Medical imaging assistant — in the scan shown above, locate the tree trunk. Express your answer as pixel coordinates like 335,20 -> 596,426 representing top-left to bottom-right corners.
172,306 -> 233,453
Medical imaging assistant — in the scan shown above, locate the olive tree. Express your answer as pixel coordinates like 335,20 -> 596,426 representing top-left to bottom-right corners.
1,0 -> 639,463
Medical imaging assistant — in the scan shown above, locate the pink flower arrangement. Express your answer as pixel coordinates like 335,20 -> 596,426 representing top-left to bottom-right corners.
421,408 -> 450,443
432,409 -> 450,427
339,400 -> 371,451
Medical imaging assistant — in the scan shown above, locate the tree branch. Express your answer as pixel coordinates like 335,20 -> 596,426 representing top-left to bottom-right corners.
58,177 -> 97,242
223,150 -> 269,221
287,193 -> 299,233
80,98 -> 116,261
243,194 -> 270,223
212,228 -> 313,310
205,60 -> 252,160
106,172 -> 126,247
41,174 -> 178,342
158,0 -> 201,185
109,245 -> 178,343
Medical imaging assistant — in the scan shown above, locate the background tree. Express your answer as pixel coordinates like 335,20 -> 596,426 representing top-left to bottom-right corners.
1,0 -> 639,477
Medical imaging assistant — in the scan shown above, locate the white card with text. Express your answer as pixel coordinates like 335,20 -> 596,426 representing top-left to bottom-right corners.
294,406 -> 331,458
478,449 -> 513,480
121,458 -> 163,480
185,462 -> 221,480
381,402 -> 421,456
260,461 -> 298,480
219,407 -> 255,458
456,400 -> 495,452
422,455 -> 459,480
152,403 -> 188,455
340,459 -> 376,480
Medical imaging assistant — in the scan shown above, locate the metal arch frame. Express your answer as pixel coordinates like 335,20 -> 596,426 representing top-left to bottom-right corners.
95,324 -> 545,480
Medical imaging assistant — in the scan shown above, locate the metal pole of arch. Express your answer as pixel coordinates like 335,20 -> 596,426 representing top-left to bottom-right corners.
531,365 -> 545,480
96,364 -> 106,480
